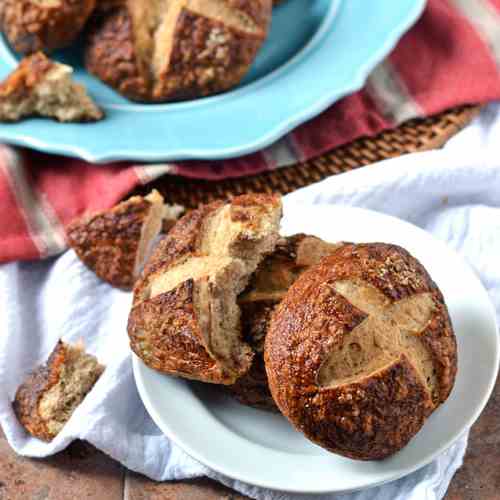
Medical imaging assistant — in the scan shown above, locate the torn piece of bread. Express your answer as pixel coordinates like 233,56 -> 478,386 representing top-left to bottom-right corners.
230,235 -> 344,410
128,194 -> 283,385
67,190 -> 166,290
0,0 -> 96,54
0,52 -> 103,123
85,0 -> 272,102
13,341 -> 104,442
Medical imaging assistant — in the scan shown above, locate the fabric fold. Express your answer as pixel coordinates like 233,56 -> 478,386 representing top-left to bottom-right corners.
1,104 -> 500,499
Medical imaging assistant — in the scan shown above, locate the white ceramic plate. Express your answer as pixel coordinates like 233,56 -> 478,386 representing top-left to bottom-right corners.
133,204 -> 499,494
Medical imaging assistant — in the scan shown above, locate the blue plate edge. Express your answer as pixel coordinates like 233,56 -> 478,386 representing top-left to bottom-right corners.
0,0 -> 427,163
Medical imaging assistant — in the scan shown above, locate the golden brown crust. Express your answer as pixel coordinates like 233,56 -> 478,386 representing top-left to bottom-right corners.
0,0 -> 96,54
85,0 -> 272,102
0,52 -> 54,100
66,195 -> 156,289
129,194 -> 282,385
265,243 -> 457,460
13,342 -> 67,441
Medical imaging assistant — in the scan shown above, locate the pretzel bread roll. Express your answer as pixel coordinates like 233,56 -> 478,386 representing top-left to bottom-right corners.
85,0 -> 272,102
128,194 -> 282,385
265,243 -> 457,460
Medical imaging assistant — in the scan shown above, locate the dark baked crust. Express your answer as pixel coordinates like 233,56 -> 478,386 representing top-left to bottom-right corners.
129,279 -> 235,383
153,1 -> 271,101
85,8 -> 151,102
0,0 -> 96,54
94,0 -> 124,12
265,243 -> 457,460
13,342 -> 66,441
129,194 -> 282,385
66,195 -> 154,289
85,0 -> 272,102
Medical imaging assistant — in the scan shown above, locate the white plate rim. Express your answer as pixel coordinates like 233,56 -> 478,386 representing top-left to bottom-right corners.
133,205 -> 499,494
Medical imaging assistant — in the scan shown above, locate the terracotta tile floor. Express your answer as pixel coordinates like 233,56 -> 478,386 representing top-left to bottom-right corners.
0,374 -> 498,500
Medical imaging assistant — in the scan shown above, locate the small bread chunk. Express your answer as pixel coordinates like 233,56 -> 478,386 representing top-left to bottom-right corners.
0,0 -> 96,54
128,194 -> 282,385
0,52 -> 103,123
230,235 -> 343,411
265,243 -> 458,460
67,190 -> 166,290
13,341 -> 104,442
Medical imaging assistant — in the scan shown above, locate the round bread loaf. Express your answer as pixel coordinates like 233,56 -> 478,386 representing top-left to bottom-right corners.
85,0 -> 272,102
0,0 -> 96,54
265,243 -> 457,460
128,194 -> 282,385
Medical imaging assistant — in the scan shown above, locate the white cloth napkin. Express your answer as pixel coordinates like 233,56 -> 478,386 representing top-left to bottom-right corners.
1,103 -> 500,500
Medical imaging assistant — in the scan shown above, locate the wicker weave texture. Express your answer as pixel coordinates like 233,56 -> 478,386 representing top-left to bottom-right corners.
138,106 -> 480,207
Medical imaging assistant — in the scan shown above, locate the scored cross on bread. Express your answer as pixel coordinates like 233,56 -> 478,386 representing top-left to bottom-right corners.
318,281 -> 440,398
86,0 -> 272,102
265,243 -> 457,460
128,194 -> 282,385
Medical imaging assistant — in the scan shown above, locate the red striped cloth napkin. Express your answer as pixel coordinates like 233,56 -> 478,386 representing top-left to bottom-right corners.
1,0 -> 500,264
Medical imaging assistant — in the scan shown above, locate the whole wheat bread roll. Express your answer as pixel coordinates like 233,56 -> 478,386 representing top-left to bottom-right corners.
231,234 -> 343,411
85,0 -> 272,102
0,0 -> 96,54
128,194 -> 282,385
265,243 -> 457,460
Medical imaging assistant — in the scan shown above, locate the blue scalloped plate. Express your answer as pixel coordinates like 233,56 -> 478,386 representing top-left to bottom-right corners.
0,0 -> 425,163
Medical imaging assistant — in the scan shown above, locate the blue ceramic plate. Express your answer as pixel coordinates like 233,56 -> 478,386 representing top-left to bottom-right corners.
0,0 -> 425,162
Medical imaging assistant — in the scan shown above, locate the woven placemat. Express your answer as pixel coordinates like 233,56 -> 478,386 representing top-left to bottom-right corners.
140,105 -> 481,207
